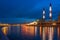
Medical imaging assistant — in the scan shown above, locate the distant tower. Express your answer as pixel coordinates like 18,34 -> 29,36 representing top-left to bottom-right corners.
42,8 -> 46,40
49,3 -> 52,20
43,8 -> 45,20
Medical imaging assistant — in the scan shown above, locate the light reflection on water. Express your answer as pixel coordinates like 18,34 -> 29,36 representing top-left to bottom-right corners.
48,27 -> 54,40
2,25 -> 60,40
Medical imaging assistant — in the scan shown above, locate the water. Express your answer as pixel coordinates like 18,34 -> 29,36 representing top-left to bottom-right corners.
2,26 -> 60,40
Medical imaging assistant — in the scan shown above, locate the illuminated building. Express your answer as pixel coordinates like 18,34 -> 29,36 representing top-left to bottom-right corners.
25,3 -> 60,40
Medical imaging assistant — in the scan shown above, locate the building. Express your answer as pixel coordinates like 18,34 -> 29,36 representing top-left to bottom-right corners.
25,3 -> 60,40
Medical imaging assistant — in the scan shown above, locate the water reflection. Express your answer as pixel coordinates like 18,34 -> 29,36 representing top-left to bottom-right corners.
48,27 -> 54,40
2,27 -> 8,35
2,25 -> 60,40
42,27 -> 46,40
21,24 -> 34,36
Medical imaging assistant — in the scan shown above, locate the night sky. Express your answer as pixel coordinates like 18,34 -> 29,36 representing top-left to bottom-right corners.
0,0 -> 60,23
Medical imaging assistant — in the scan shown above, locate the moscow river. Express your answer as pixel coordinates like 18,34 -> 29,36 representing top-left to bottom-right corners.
0,25 -> 60,40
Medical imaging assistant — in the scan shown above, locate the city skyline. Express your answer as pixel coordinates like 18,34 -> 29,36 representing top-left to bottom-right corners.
0,0 -> 60,40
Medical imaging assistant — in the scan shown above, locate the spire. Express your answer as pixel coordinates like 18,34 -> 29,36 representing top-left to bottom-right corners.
50,3 -> 52,6
43,8 -> 45,20
49,3 -> 52,20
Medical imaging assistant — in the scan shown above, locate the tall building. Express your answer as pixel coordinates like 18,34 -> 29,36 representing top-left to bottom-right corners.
49,3 -> 52,20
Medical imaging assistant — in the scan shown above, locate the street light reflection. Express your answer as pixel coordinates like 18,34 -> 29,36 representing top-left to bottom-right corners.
2,27 -> 8,35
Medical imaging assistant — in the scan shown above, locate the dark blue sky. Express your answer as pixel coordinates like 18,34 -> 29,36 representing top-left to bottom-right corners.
0,0 -> 60,23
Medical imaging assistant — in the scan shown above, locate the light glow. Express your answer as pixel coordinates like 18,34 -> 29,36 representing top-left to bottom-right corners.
49,7 -> 52,11
26,21 -> 37,25
2,27 -> 8,35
